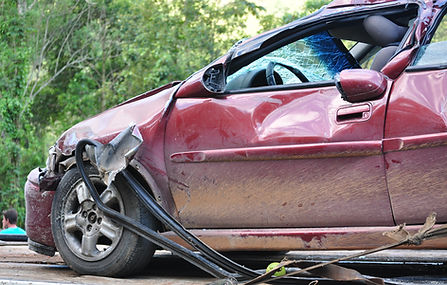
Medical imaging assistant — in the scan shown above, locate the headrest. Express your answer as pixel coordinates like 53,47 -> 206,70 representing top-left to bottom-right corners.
363,15 -> 408,47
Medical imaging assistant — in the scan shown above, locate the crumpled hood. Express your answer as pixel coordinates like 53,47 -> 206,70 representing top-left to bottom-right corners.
56,82 -> 179,155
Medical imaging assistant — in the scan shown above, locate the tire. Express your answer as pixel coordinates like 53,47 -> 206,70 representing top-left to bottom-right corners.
51,165 -> 157,277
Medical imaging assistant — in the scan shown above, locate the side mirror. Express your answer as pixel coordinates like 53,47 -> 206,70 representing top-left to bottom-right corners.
335,69 -> 387,103
176,63 -> 225,98
202,63 -> 225,93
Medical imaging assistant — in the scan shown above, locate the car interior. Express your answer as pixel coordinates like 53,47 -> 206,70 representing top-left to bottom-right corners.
225,6 -> 419,91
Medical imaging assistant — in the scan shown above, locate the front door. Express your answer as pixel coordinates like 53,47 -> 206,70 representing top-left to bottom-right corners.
164,26 -> 394,229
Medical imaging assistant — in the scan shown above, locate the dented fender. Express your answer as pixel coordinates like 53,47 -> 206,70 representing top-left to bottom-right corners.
38,82 -> 182,217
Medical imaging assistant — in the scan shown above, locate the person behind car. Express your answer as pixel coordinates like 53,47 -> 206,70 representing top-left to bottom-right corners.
1,208 -> 26,235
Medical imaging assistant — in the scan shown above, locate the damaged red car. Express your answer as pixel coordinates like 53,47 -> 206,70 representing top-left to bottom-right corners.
25,0 -> 447,278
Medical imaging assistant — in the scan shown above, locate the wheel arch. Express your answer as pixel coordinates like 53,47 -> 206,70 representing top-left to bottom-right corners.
54,155 -> 169,231
57,156 -> 158,198
128,159 -> 177,224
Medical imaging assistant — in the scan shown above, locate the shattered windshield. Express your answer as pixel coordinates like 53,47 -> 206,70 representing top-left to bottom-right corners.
227,31 -> 358,86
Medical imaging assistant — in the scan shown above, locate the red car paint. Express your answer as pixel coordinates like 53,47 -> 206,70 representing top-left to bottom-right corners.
25,168 -> 55,247
25,0 -> 447,253
336,69 -> 387,102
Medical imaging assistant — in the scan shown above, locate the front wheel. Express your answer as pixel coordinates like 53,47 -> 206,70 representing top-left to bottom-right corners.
51,165 -> 157,277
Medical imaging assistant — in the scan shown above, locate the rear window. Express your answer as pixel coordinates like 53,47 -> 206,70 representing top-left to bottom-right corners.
413,11 -> 447,67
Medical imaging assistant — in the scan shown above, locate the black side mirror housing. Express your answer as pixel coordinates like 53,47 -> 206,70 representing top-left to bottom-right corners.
202,63 -> 225,93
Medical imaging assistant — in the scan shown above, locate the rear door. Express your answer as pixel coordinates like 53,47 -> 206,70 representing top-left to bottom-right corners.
384,7 -> 447,224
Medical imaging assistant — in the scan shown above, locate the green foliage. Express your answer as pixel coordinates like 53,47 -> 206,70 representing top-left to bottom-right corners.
259,0 -> 331,31
116,0 -> 263,96
0,0 -> 34,227
0,0 -> 331,228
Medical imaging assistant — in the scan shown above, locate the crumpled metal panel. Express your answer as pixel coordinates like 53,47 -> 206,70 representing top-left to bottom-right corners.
55,84 -> 175,156
87,125 -> 143,186
229,0 -> 418,61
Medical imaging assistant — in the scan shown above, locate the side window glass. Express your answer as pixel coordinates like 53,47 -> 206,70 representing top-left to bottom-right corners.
226,31 -> 359,90
413,12 -> 447,67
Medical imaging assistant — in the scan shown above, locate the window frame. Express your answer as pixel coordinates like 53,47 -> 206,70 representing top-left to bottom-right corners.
406,6 -> 447,72
223,4 -> 420,95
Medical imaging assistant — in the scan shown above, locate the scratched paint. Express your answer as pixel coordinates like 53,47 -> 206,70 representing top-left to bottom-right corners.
25,168 -> 55,247
165,82 -> 393,228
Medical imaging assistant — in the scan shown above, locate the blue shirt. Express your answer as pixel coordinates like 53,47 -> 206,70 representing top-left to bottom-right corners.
0,227 -> 26,235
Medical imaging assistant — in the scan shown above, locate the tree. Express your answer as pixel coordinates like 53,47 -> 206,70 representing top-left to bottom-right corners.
0,0 -> 101,226
116,0 -> 262,96
259,0 -> 331,31
0,0 -> 326,227
0,0 -> 35,225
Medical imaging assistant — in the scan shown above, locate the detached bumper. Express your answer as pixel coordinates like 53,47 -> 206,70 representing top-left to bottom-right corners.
24,168 -> 56,252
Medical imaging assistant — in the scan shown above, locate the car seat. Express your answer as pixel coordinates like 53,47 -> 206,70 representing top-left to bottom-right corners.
363,15 -> 408,71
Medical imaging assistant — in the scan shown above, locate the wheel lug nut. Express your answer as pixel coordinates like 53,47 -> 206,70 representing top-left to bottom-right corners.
82,211 -> 87,218
88,212 -> 97,223
97,218 -> 102,224
87,225 -> 92,231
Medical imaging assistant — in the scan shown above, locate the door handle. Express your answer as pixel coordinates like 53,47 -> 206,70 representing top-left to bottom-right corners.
336,103 -> 371,123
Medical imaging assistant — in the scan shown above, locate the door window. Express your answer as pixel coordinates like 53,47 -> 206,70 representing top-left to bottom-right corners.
227,31 -> 358,87
413,11 -> 447,67
226,31 -> 359,90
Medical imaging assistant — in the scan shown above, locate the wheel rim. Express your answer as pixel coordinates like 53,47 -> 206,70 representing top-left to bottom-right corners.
62,177 -> 124,261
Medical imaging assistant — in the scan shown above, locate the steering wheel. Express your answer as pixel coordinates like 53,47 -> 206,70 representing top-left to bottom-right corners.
266,61 -> 309,86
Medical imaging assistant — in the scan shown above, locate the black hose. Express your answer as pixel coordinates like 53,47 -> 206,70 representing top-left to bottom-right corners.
75,139 -> 235,279
122,169 -> 258,278
75,139 -> 317,284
